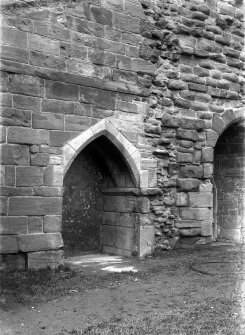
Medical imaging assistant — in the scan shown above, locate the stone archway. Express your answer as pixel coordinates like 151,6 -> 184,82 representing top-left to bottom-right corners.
211,109 -> 245,244
61,118 -> 152,257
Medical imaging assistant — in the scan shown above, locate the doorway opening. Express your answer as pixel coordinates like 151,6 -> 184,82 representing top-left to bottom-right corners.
62,135 -> 139,257
214,121 -> 245,243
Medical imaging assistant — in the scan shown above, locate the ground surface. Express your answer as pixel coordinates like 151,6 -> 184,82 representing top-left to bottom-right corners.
1,244 -> 245,335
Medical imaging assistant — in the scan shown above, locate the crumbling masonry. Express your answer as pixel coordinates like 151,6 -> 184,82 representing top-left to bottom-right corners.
0,0 -> 244,269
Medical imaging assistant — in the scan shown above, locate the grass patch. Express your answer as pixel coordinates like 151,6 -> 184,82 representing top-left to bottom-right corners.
55,298 -> 242,335
0,265 -> 139,308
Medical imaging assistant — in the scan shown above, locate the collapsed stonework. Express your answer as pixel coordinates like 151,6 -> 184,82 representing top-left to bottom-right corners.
0,0 -> 244,269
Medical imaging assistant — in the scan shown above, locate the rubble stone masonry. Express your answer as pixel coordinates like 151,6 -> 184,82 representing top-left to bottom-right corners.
0,0 -> 244,268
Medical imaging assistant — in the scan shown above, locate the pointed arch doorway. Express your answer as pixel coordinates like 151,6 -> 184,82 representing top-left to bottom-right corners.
213,119 -> 245,244
62,119 -> 143,257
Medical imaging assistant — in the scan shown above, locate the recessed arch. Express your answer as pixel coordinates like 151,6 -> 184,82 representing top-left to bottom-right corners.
63,118 -> 141,188
211,108 -> 245,147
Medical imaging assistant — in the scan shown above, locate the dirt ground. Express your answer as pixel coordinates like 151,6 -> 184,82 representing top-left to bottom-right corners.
1,244 -> 245,335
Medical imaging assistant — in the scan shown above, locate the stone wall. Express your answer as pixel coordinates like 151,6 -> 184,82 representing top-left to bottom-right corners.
0,0 -> 244,268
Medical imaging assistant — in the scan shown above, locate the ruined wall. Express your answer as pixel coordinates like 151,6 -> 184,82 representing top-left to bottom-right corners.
0,0 -> 244,268
139,0 -> 245,249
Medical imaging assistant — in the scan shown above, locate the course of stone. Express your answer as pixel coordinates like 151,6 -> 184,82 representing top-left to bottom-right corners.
0,0 -> 244,268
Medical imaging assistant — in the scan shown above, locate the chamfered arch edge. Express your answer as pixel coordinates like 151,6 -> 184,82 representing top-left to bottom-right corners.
62,118 -> 142,187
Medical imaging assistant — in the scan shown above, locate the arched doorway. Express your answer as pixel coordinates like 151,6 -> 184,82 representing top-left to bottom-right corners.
61,119 -> 147,258
214,121 -> 245,243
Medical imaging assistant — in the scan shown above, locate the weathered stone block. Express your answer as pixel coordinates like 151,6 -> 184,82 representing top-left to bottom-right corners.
179,207 -> 213,220
203,163 -> 213,178
29,51 -> 66,71
1,27 -> 27,48
177,152 -> 193,163
9,197 -> 62,216
31,153 -> 49,166
139,225 -> 155,257
188,192 -> 213,208
8,74 -> 44,97
0,196 -> 7,215
201,147 -> 214,163
168,80 -> 187,90
124,0 -> 145,19
175,220 -> 201,228
206,129 -> 219,147
1,186 -> 33,197
42,99 -> 75,114
212,115 -> 226,134
13,94 -> 41,111
0,216 -> 28,234
199,181 -> 213,192
0,235 -> 19,253
201,220 -> 213,236
0,126 -> 6,143
114,12 -> 140,33
177,178 -> 200,191
18,232 -> 63,252
1,108 -> 32,127
16,167 -> 43,186
1,44 -> 12,67
33,186 -> 62,197
80,86 -> 116,109
43,215 -> 62,233
50,130 -> 78,147
135,197 -> 150,214
89,49 -> 116,67
33,112 -> 64,130
176,192 -> 189,207
90,5 -> 113,25
27,250 -> 64,269
28,216 -> 43,233
97,37 -> 125,54
0,144 -> 29,166
114,227 -> 134,251
132,59 -> 155,75
28,34 -> 60,55
8,127 -> 49,145
46,81 -> 79,101
44,166 -> 63,186
180,165 -> 203,178
176,129 -> 198,141
65,115 -> 94,131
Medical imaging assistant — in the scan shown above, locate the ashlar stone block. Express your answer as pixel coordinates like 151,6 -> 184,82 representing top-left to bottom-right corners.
176,192 -> 189,207
188,192 -> 213,208
177,178 -> 200,191
9,197 -> 62,216
139,225 -> 155,257
201,220 -> 213,236
0,216 -> 28,234
0,144 -> 29,166
16,166 -> 44,186
0,235 -> 19,253
18,232 -> 63,252
43,215 -> 62,233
